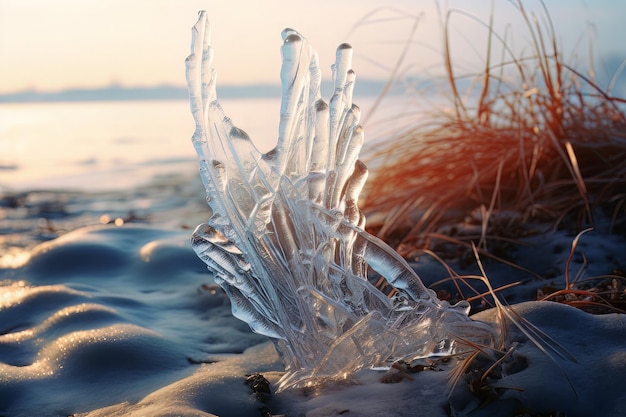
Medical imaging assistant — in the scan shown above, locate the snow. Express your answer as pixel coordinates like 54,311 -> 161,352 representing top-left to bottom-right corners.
78,301 -> 626,417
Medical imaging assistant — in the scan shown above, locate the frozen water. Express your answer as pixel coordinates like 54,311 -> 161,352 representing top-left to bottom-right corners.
185,11 -> 496,390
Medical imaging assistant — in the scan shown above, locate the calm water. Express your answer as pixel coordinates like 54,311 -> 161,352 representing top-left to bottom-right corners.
0,98 -> 280,191
0,96 -> 408,192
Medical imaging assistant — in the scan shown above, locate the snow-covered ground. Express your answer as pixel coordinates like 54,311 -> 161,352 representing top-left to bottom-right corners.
1,177 -> 624,417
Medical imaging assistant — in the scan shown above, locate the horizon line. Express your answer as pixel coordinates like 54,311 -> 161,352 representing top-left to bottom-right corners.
0,79 -> 403,104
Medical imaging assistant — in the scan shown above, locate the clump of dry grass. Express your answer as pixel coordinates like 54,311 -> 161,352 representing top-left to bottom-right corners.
535,228 -> 626,314
362,1 -> 626,254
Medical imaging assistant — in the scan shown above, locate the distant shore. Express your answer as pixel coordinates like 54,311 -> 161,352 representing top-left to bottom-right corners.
0,79 -> 399,103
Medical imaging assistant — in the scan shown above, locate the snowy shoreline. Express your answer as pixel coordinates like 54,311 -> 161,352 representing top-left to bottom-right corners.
1,182 -> 625,416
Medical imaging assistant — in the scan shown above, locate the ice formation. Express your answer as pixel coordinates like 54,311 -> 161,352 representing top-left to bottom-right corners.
186,11 -> 495,390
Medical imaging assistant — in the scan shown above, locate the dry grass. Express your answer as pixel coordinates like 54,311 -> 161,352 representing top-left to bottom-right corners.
362,1 -> 626,254
358,5 -> 626,404
535,228 -> 626,314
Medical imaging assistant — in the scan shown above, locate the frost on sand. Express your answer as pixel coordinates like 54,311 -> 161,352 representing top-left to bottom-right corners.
185,11 -> 495,390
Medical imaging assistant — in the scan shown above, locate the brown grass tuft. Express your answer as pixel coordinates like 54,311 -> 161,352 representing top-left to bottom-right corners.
362,1 -> 626,254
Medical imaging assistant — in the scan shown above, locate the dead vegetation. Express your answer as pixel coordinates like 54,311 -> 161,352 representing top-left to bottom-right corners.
362,0 -> 626,258
359,4 -> 626,407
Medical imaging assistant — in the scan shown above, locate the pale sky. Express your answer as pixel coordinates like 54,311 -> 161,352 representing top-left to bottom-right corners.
0,0 -> 624,94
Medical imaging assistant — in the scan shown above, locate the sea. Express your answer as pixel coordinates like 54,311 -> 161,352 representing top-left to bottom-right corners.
1,98 -> 277,191
0,96 -> 412,192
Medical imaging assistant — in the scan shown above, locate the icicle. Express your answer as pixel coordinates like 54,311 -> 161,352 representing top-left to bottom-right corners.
185,11 -> 496,391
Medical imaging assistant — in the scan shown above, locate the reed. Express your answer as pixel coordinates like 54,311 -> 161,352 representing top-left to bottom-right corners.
362,1 -> 626,255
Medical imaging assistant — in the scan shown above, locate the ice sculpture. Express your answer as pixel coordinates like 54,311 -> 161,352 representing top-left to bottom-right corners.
186,11 -> 495,390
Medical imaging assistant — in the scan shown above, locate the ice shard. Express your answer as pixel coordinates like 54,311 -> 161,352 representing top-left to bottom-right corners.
186,11 -> 496,390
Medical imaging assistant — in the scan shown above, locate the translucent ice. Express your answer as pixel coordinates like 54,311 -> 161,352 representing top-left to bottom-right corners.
186,11 -> 495,390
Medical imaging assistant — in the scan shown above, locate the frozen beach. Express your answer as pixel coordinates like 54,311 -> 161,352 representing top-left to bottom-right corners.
2,19 -> 626,412
1,94 -> 625,416
1,177 -> 625,417
2,0 -> 626,415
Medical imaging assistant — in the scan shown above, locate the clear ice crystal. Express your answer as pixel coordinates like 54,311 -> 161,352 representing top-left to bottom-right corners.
185,11 -> 496,390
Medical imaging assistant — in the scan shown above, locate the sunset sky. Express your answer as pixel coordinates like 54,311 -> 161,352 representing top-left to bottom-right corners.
1,0 -> 625,95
